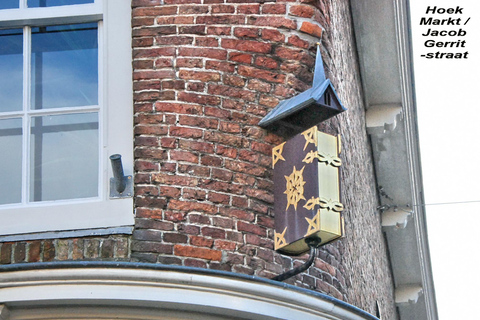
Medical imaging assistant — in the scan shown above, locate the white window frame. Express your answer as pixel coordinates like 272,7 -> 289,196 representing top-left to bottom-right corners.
0,0 -> 134,240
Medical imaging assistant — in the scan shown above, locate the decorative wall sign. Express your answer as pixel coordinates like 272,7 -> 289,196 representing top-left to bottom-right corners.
273,126 -> 344,255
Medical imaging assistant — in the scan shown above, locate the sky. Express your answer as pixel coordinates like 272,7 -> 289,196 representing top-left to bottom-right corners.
410,1 -> 480,318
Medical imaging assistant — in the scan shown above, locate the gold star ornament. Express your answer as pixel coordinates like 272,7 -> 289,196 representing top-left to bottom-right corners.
284,166 -> 306,210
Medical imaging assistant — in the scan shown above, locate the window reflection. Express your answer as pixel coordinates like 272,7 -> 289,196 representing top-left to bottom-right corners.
30,113 -> 99,202
28,0 -> 93,7
0,29 -> 23,112
31,23 -> 98,109
0,0 -> 19,9
0,119 -> 22,205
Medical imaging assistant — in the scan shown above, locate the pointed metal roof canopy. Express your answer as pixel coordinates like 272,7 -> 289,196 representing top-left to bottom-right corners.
259,44 -> 346,137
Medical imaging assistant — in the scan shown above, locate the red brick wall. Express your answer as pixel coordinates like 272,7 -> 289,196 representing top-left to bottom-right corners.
131,0 -> 356,296
0,236 -> 130,263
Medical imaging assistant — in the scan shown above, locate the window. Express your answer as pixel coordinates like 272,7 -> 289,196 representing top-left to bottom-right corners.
0,0 -> 133,240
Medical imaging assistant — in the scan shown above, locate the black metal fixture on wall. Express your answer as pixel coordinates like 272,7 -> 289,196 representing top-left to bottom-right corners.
258,43 -> 346,138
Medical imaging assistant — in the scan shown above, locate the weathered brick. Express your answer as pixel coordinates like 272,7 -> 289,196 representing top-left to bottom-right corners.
201,155 -> 223,167
215,240 -> 236,251
13,242 -> 26,263
179,25 -> 206,35
208,84 -> 256,102
170,150 -> 199,163
299,21 -> 323,38
168,199 -> 217,214
238,65 -> 286,84
222,39 -> 272,54
196,15 -> 245,25
72,239 -> 83,260
205,131 -> 245,148
43,241 -> 55,262
262,3 -> 286,14
249,16 -> 297,30
212,216 -> 235,229
101,240 -> 114,259
178,164 -> 210,177
156,36 -> 193,46
223,74 -> 246,87
211,4 -> 234,13
135,196 -> 168,209
195,36 -> 219,47
289,4 -> 315,18
133,229 -> 162,241
136,208 -> 163,219
85,239 -> 100,259
28,241 -> 41,262
179,70 -> 220,82
255,56 -> 279,69
178,92 -> 221,106
261,29 -> 285,42
207,26 -> 231,35
133,6 -> 177,16
288,35 -> 311,49
212,168 -> 234,181
179,5 -> 208,14
234,27 -> 259,38
259,94 -> 280,107
208,191 -> 230,204
229,52 -> 252,64
174,245 -> 222,261
179,115 -> 219,129
220,207 -> 255,222
164,233 -> 188,243
224,159 -> 267,176
163,80 -> 186,91
188,213 -> 211,224
206,60 -> 235,73
275,46 -> 315,66
178,47 -> 227,60
132,241 -> 173,254
237,4 -> 260,14
136,218 -> 175,231
179,140 -> 215,154
190,235 -> 214,248
178,224 -> 201,235
204,106 -> 232,120
132,0 -> 163,7
185,258 -> 208,268
132,37 -> 154,48
216,145 -> 237,158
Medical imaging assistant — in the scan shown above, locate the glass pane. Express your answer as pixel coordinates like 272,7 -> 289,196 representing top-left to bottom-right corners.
30,113 -> 98,202
0,29 -> 23,112
31,23 -> 98,109
0,118 -> 22,205
0,0 -> 19,9
28,0 -> 93,7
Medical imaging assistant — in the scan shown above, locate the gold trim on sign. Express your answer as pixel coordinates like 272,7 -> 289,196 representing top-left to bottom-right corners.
305,210 -> 321,236
301,126 -> 318,150
275,227 -> 287,248
272,142 -> 286,169
302,151 -> 342,167
284,166 -> 306,210
303,197 -> 344,212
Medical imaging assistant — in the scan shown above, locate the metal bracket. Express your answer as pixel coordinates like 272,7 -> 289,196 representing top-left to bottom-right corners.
109,154 -> 133,198
272,238 -> 321,282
